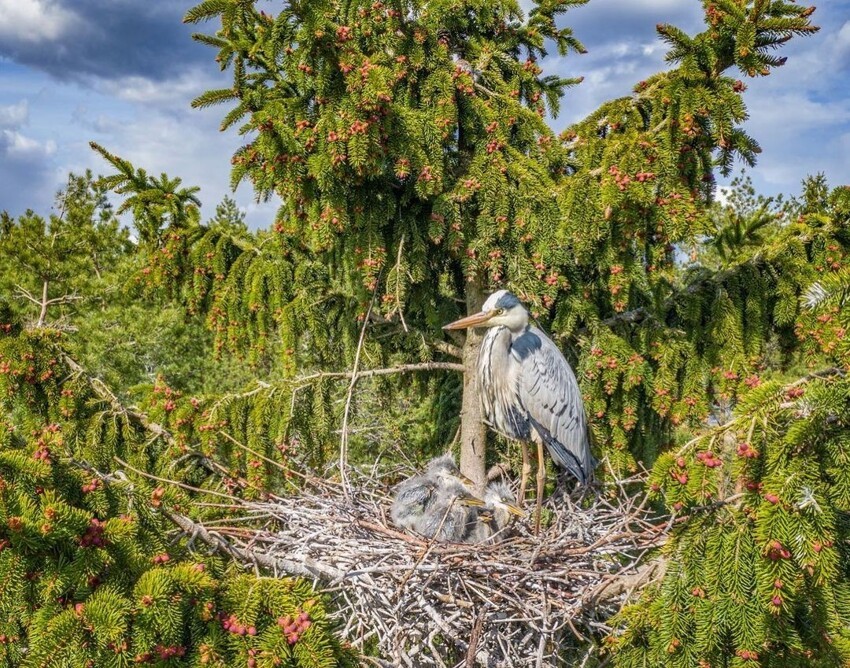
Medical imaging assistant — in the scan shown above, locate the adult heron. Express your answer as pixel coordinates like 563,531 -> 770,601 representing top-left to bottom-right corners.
444,290 -> 592,530
390,455 -> 478,532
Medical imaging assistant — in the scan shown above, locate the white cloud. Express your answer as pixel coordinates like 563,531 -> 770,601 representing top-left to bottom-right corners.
746,92 -> 850,131
0,0 -> 79,42
95,69 -> 221,107
2,129 -> 56,157
827,20 -> 850,68
837,20 -> 850,46
749,129 -> 850,190
0,100 -> 28,129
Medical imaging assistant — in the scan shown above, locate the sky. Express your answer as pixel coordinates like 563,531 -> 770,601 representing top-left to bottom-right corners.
0,0 -> 848,229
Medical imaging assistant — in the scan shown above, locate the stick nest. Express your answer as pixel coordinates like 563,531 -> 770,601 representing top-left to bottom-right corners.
193,469 -> 666,667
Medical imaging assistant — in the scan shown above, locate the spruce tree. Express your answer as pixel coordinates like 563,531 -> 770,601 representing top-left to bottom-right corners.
0,172 -> 130,329
182,0 -> 593,488
0,183 -> 354,668
176,0 -> 820,486
3,0 -> 846,665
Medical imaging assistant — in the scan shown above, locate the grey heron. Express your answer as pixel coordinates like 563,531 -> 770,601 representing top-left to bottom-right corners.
443,290 -> 593,531
464,481 -> 524,544
415,479 -> 485,542
390,454 -> 478,532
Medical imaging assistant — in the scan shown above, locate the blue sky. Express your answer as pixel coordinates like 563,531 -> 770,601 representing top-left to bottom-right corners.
1,0 -> 848,228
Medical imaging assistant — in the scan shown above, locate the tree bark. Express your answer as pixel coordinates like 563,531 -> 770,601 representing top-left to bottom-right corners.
37,280 -> 48,328
458,277 -> 488,495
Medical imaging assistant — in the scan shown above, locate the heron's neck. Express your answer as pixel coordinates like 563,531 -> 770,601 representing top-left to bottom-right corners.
507,324 -> 530,342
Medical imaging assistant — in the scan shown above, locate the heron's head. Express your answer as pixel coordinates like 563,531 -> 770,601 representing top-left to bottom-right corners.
426,454 -> 475,488
484,482 -> 524,518
442,290 -> 528,333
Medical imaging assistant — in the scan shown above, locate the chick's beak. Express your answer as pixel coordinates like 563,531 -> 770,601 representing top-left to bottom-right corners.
442,310 -> 493,331
457,473 -> 476,487
458,494 -> 486,508
500,501 -> 525,517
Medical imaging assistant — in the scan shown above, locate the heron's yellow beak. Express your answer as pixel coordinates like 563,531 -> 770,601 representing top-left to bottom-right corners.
499,501 -> 525,517
457,473 -> 476,487
458,495 -> 486,508
442,310 -> 493,330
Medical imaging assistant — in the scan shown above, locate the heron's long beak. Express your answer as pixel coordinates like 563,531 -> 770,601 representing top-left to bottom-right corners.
442,310 -> 493,330
456,473 -> 476,487
498,501 -> 525,517
458,494 -> 486,508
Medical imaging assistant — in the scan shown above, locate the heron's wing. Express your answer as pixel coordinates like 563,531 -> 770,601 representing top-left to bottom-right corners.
513,327 -> 592,483
417,499 -> 472,542
391,476 -> 436,528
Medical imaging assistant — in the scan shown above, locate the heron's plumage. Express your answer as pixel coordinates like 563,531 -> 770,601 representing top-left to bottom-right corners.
415,480 -> 477,542
517,327 -> 590,482
391,455 -> 480,539
479,322 -> 592,484
390,475 -> 436,530
464,481 -> 519,543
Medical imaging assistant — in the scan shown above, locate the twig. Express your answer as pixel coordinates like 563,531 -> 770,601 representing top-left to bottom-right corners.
114,456 -> 244,503
390,234 -> 409,333
340,293 -> 377,498
297,363 -> 465,384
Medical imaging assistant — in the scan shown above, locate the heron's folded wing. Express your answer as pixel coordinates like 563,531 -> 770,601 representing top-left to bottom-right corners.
514,328 -> 591,483
391,475 -> 435,528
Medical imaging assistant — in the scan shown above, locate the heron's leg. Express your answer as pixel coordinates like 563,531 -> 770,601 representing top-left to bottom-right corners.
534,433 -> 546,535
518,442 -> 531,505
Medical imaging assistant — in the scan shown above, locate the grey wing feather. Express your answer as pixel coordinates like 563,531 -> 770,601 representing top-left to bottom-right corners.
514,327 -> 592,483
391,475 -> 435,529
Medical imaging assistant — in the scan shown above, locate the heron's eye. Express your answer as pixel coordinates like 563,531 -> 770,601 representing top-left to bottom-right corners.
494,308 -> 504,315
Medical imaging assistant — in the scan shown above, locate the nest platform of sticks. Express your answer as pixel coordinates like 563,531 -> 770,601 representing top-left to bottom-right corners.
172,469 -> 668,668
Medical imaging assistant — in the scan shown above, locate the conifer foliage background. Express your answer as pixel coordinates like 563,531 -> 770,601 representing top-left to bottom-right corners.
2,0 -> 850,666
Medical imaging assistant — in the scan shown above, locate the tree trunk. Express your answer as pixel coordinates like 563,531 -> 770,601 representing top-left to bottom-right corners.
37,280 -> 48,328
458,277 -> 488,495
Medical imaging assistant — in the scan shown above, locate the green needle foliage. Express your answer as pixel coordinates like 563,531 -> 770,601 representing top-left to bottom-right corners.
613,371 -> 850,667
4,0 -> 849,666
0,180 -> 353,667
0,324 -> 355,668
161,0 -> 821,474
0,173 -> 131,329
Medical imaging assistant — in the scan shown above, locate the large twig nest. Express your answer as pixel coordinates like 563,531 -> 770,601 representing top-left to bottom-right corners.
177,470 -> 667,667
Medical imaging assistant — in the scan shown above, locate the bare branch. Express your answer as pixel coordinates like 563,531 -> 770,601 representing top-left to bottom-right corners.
340,293 -> 378,497
166,509 -> 344,581
13,284 -> 41,306
45,294 -> 83,305
293,362 -> 465,384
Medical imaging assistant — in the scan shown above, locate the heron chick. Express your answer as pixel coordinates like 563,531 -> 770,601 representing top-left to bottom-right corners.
390,454 -> 476,532
415,480 -> 485,542
465,481 -> 524,544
